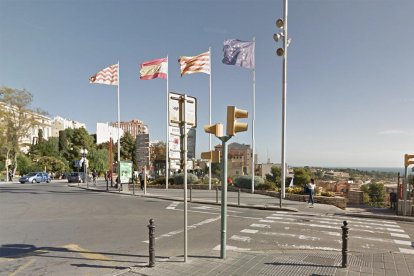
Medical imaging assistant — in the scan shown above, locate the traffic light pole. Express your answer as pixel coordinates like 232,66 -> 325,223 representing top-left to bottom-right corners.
219,135 -> 231,259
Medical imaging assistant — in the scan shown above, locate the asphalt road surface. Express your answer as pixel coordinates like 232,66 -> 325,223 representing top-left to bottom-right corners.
1,181 -> 413,275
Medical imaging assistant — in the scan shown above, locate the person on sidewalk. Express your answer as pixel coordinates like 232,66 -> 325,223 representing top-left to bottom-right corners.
307,178 -> 316,207
139,172 -> 144,190
92,169 -> 97,186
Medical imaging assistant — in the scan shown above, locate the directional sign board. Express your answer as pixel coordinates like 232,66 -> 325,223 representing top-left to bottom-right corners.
168,126 -> 196,160
136,134 -> 150,168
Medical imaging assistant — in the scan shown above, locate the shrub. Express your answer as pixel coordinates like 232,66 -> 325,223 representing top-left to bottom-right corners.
151,176 -> 166,185
202,176 -> 220,185
256,180 -> 276,191
234,175 -> 264,189
173,173 -> 198,184
286,186 -> 305,195
320,191 -> 334,197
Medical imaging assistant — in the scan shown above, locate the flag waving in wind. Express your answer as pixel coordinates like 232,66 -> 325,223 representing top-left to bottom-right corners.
89,64 -> 119,86
178,51 -> 210,76
222,39 -> 255,69
140,58 -> 168,80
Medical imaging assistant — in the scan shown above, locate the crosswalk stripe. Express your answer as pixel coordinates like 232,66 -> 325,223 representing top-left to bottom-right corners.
393,240 -> 412,246
250,223 -> 271,228
213,244 -> 250,251
241,229 -> 258,234
399,248 -> 414,254
390,233 -> 410,239
230,235 -> 251,242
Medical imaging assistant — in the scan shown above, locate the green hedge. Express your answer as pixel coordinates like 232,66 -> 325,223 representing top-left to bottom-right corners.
173,173 -> 198,184
234,175 -> 264,189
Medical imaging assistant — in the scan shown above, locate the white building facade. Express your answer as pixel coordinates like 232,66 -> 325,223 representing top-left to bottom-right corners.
50,116 -> 86,137
96,123 -> 124,144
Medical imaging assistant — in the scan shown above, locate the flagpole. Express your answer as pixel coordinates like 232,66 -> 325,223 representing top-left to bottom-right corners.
209,47 -> 212,190
251,37 -> 256,194
117,61 -> 121,191
166,56 -> 169,189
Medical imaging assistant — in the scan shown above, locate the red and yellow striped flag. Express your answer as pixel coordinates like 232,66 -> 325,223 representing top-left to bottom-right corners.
89,64 -> 118,86
178,51 -> 210,76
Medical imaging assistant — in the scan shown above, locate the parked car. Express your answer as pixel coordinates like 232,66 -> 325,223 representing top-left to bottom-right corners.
68,172 -> 84,183
19,172 -> 50,184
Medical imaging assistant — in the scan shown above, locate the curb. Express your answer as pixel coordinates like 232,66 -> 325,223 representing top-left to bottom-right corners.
337,212 -> 414,223
68,184 -> 298,212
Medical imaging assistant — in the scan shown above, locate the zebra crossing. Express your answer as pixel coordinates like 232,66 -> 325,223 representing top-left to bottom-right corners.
222,211 -> 414,254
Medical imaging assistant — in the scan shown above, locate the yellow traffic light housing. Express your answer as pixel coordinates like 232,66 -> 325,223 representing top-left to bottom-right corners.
201,151 -> 221,163
404,154 -> 414,167
204,123 -> 223,138
226,106 -> 248,136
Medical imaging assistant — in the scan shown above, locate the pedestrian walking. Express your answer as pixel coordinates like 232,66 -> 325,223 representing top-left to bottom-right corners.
307,178 -> 316,207
139,172 -> 144,190
92,169 -> 97,186
8,171 -> 13,182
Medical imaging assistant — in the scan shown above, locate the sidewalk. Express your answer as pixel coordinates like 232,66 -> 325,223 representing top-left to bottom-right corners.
69,181 -> 414,222
115,249 -> 414,276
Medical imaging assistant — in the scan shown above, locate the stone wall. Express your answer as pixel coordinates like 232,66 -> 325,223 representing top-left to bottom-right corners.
348,190 -> 364,205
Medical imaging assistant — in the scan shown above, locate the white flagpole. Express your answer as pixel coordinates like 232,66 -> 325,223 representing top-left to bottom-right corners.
166,56 -> 169,189
208,47 -> 212,190
251,38 -> 256,194
117,61 -> 121,190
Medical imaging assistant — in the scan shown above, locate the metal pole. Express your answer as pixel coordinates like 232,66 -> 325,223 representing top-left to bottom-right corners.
148,218 -> 155,267
117,61 -> 121,192
403,166 -> 408,216
144,166 -> 147,195
280,0 -> 288,207
216,187 -> 219,203
220,137 -> 229,259
397,172 -> 400,215
238,188 -> 241,206
209,47 -> 212,191
341,221 -> 349,268
251,37 -> 256,194
183,95 -> 188,262
110,137 -> 113,187
190,184 -> 192,202
166,56 -> 169,190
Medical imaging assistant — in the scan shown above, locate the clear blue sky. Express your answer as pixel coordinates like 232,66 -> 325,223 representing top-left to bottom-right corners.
1,0 -> 413,168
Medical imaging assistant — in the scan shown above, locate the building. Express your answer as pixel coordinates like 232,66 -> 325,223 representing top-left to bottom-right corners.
0,101 -> 52,153
111,119 -> 148,137
214,142 -> 257,177
50,116 -> 86,137
96,123 -> 124,144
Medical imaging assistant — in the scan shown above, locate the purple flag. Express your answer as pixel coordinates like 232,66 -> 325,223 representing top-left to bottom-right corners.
222,39 -> 255,69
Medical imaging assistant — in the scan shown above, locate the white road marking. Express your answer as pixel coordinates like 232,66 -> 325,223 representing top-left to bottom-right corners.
230,235 -> 252,242
142,216 -> 220,243
399,248 -> 414,254
213,245 -> 250,251
261,232 -> 321,241
393,240 -> 413,246
250,223 -> 271,229
390,233 -> 410,239
166,201 -> 180,210
240,229 -> 258,234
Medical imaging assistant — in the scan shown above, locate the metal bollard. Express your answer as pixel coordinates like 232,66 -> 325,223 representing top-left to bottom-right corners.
238,188 -> 241,206
216,187 -> 219,203
341,221 -> 348,268
148,218 -> 155,267
190,185 -> 192,202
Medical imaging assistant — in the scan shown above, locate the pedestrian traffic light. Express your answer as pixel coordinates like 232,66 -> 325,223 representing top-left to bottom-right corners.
226,106 -> 248,136
204,123 -> 223,138
404,154 -> 414,167
201,151 -> 221,163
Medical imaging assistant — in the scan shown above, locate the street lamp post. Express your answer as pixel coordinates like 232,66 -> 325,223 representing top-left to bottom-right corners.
81,147 -> 88,188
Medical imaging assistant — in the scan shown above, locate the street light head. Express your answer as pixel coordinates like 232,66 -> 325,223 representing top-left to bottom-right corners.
276,18 -> 284,29
273,33 -> 284,43
276,48 -> 284,56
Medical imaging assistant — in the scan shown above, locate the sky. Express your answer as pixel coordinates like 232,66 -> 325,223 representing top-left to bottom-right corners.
1,0 -> 414,168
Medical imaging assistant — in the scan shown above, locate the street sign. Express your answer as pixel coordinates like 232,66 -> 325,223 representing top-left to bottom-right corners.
136,134 -> 150,168
120,161 -> 133,184
169,92 -> 197,127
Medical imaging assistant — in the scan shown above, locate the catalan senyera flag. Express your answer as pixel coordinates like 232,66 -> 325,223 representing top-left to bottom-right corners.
140,58 -> 168,80
89,64 -> 119,86
178,51 -> 210,76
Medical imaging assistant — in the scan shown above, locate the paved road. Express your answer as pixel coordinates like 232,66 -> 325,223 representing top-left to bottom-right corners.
1,181 -> 413,275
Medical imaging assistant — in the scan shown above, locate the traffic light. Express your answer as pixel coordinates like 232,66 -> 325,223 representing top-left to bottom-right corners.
226,106 -> 248,136
204,123 -> 223,138
201,151 -> 221,163
404,154 -> 414,167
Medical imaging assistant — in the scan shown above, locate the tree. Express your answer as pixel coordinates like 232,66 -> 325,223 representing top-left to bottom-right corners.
150,141 -> 166,163
0,86 -> 38,176
266,166 -> 281,186
88,148 -> 110,174
29,137 -> 60,158
367,182 -> 385,205
293,167 -> 311,186
120,132 -> 135,161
